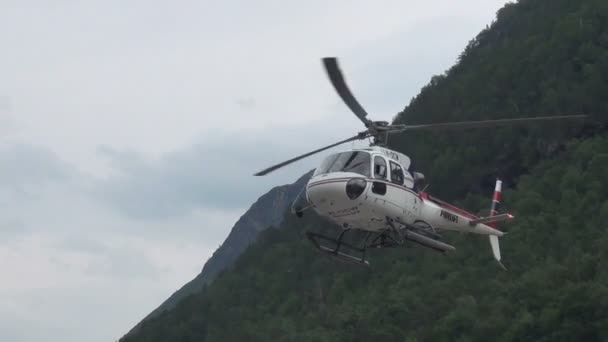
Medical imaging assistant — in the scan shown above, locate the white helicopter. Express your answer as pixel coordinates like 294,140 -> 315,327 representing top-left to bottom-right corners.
254,57 -> 586,268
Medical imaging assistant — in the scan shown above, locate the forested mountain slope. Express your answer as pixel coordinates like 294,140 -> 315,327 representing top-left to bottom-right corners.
123,136 -> 608,341
121,0 -> 608,340
126,171 -> 312,335
390,0 -> 607,199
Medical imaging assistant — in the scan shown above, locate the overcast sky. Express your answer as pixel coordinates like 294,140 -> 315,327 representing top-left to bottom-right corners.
0,1 -> 510,341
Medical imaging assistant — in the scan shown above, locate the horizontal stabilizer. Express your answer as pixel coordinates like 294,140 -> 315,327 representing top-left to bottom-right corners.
469,213 -> 514,226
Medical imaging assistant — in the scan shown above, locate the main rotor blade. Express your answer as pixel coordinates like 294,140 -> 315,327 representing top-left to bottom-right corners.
395,115 -> 587,132
323,57 -> 372,127
253,134 -> 366,176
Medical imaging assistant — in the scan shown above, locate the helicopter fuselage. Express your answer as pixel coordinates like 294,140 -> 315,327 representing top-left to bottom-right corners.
305,147 -> 503,237
306,171 -> 419,231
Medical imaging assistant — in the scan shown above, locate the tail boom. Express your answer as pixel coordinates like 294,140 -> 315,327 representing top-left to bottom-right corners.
469,213 -> 513,226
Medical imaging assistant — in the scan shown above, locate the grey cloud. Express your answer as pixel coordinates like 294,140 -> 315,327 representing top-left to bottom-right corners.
0,144 -> 72,187
0,140 -> 243,240
0,96 -> 11,111
84,247 -> 160,280
236,98 -> 256,110
52,235 -> 161,280
57,235 -> 109,255
93,139 -> 296,220
0,312 -> 29,342
0,115 -> 16,137
0,219 -> 28,243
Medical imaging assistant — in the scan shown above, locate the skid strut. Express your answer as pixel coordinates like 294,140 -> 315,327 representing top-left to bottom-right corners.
306,230 -> 371,266
306,218 -> 455,266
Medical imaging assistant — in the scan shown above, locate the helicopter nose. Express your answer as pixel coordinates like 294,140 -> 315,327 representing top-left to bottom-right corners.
306,177 -> 367,208
307,181 -> 344,207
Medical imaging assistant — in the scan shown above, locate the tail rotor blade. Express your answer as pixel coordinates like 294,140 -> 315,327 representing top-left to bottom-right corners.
323,57 -> 372,127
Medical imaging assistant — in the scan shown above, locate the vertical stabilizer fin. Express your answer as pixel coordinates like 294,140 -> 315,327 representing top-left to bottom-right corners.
489,235 -> 506,270
488,179 -> 502,228
489,178 -> 507,270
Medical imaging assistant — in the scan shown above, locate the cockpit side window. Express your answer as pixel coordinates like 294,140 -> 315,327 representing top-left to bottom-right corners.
390,161 -> 404,185
374,156 -> 387,179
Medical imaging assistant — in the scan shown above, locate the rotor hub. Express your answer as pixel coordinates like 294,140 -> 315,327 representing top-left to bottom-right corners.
371,121 -> 389,127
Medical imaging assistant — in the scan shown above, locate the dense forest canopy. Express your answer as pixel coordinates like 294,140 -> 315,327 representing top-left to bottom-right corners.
391,0 -> 607,200
122,0 -> 608,341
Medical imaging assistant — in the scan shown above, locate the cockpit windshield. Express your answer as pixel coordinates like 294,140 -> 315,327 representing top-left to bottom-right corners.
313,151 -> 371,177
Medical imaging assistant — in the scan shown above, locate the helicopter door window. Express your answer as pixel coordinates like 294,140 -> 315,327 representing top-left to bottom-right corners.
373,156 -> 387,179
390,161 -> 405,185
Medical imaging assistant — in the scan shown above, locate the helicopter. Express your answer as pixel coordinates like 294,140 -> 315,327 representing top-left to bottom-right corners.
254,57 -> 586,268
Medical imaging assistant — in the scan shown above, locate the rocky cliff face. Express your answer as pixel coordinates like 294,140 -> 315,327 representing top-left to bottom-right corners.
127,170 -> 312,334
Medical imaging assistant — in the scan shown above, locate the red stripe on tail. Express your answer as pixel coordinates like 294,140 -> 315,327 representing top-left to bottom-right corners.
488,179 -> 502,229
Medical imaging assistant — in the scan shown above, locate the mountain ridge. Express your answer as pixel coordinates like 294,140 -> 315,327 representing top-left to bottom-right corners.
125,170 -> 312,335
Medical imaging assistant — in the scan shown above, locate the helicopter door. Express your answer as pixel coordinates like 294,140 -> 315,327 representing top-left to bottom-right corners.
389,160 -> 416,218
372,156 -> 387,195
389,161 -> 405,186
390,160 -> 415,189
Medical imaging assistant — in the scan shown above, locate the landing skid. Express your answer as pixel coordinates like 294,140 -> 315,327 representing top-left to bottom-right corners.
306,219 -> 456,266
306,230 -> 371,266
